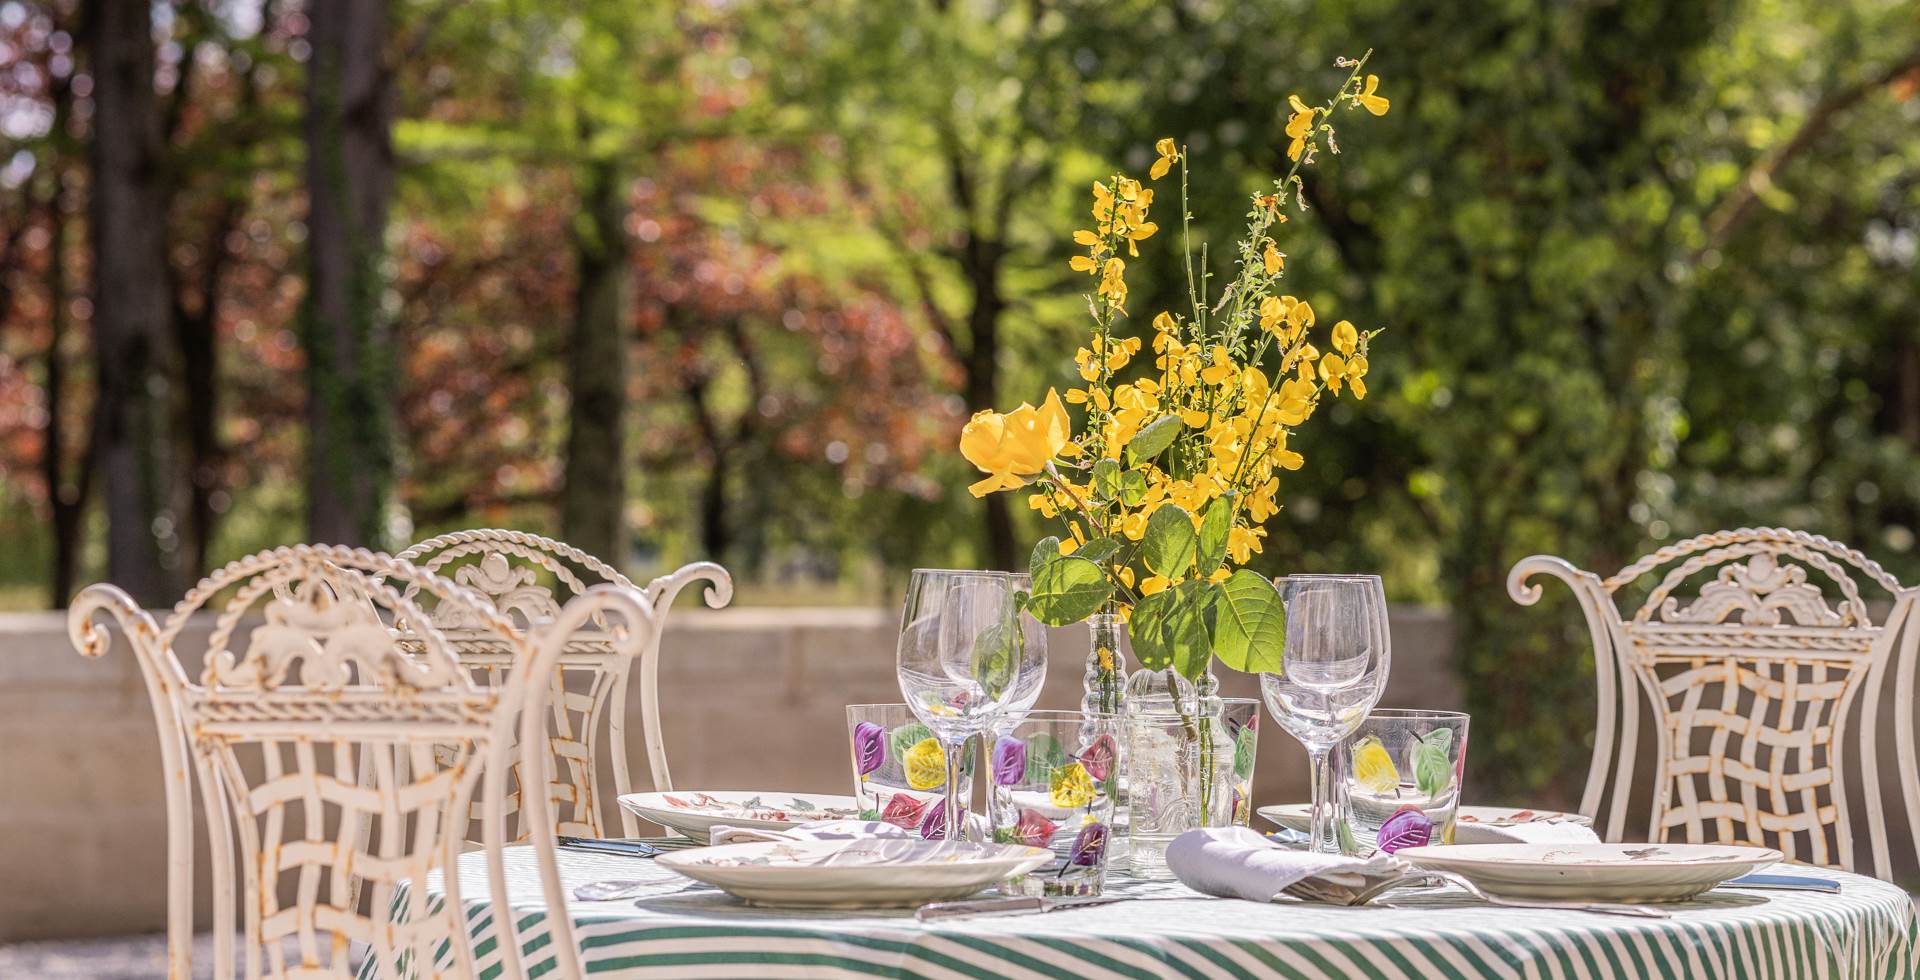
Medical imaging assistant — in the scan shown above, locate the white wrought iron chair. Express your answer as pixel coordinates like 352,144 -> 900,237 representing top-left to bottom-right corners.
394,529 -> 732,838
1509,527 -> 1920,879
68,545 -> 651,979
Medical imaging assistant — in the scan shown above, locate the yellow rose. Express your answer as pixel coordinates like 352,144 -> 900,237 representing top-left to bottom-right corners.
959,389 -> 1073,497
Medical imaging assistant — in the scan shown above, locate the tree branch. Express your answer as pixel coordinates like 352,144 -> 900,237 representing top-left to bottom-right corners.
1699,43 -> 1920,256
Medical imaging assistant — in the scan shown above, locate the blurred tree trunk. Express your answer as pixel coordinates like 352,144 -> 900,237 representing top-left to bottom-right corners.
560,153 -> 630,562
166,37 -> 260,579
46,190 -> 92,608
83,0 -> 181,607
957,232 -> 1013,571
303,0 -> 395,547
686,372 -> 731,561
45,74 -> 94,607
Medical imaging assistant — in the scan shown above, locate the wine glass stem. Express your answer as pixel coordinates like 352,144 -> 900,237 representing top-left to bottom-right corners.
942,738 -> 965,842
1308,746 -> 1337,854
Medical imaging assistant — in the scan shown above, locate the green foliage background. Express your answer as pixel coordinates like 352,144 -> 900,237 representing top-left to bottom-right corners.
1,0 -> 1917,804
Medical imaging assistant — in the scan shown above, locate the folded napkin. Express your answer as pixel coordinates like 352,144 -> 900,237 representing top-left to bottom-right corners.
706,819 -> 911,846
1167,826 -> 1409,904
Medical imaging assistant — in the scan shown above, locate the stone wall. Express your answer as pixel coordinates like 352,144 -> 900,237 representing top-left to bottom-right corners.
0,606 -> 1459,942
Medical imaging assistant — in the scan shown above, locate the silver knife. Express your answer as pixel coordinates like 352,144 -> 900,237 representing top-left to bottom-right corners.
916,894 -> 1127,921
1721,873 -> 1841,894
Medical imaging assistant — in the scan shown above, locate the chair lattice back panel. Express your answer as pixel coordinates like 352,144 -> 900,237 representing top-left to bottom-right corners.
67,545 -> 578,980
1510,527 -> 1920,881
397,529 -> 731,837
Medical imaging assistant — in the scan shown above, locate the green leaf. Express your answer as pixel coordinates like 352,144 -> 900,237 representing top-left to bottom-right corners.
1029,536 -> 1061,578
1119,470 -> 1149,507
1074,536 -> 1122,565
1126,414 -> 1182,463
1212,569 -> 1287,674
1414,741 -> 1453,798
1025,555 -> 1114,625
1335,817 -> 1359,856
1024,732 -> 1067,783
888,723 -> 932,765
1128,580 -> 1214,677
1195,494 -> 1234,577
1090,458 -> 1123,500
970,619 -> 1018,700
1420,727 -> 1454,753
1233,724 -> 1257,779
1141,505 -> 1198,578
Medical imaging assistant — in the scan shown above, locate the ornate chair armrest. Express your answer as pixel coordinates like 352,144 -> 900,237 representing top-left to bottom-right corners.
1508,554 -> 1598,606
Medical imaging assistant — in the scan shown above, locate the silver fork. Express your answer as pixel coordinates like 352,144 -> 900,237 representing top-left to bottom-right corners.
1354,872 -> 1671,918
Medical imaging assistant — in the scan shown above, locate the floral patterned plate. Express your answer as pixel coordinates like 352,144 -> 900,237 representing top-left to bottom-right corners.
1396,843 -> 1783,902
657,838 -> 1053,908
1258,804 -> 1590,844
620,791 -> 863,844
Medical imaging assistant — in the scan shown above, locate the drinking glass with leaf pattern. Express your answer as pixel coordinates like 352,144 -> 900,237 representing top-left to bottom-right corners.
1339,709 -> 1468,854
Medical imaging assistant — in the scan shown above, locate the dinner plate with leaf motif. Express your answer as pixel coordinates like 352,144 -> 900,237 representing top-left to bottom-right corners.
620,791 -> 863,843
1395,843 -> 1783,902
657,838 -> 1052,908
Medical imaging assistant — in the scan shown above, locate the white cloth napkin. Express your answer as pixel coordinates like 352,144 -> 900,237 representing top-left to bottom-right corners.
1166,826 -> 1409,903
706,819 -> 911,846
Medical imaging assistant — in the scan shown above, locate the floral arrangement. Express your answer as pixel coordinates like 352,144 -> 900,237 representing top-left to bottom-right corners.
958,54 -> 1389,695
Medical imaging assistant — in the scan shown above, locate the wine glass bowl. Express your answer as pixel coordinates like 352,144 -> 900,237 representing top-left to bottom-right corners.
896,569 -> 1047,841
1259,574 -> 1390,853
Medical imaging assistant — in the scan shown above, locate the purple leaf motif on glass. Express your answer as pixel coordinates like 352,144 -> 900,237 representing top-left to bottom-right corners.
1067,822 -> 1107,867
853,722 -> 886,776
919,798 -> 966,840
1376,807 -> 1433,853
1077,732 -> 1118,782
991,736 -> 1027,786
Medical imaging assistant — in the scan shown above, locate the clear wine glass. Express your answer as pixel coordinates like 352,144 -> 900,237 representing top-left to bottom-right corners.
1259,574 -> 1389,853
896,569 -> 1047,842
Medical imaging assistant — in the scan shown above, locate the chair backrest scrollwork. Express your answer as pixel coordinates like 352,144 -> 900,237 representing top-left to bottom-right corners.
1510,527 -> 1920,880
70,544 -> 644,980
397,529 -> 731,837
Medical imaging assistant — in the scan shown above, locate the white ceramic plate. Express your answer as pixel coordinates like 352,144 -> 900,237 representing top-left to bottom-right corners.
1257,804 -> 1591,844
620,791 -> 863,844
657,838 -> 1052,908
1396,842 -> 1784,902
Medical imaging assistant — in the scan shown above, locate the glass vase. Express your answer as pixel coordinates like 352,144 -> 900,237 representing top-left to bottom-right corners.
1121,669 -> 1254,879
1080,608 -> 1127,717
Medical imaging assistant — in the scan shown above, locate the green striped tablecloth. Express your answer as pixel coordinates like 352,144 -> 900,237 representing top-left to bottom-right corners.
420,844 -> 1915,979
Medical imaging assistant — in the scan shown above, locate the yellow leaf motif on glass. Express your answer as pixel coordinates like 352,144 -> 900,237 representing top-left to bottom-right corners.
1352,736 -> 1399,794
1050,761 -> 1097,808
904,738 -> 947,791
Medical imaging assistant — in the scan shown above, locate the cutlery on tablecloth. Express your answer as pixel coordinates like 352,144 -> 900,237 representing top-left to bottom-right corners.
1720,873 -> 1841,894
915,895 -> 1128,921
557,836 -> 662,859
1362,872 -> 1672,919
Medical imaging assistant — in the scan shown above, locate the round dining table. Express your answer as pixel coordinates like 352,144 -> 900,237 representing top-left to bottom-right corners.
418,843 -> 1916,979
